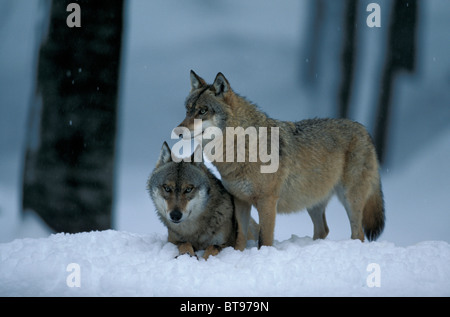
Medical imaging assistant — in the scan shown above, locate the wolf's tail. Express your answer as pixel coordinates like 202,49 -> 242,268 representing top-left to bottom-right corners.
362,181 -> 385,241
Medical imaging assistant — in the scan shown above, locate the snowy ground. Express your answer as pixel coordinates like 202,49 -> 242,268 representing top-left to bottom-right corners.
1,0 -> 450,297
1,230 -> 449,297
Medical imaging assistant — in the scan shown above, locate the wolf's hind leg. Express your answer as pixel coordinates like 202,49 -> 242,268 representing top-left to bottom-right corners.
307,199 -> 330,240
336,184 -> 366,241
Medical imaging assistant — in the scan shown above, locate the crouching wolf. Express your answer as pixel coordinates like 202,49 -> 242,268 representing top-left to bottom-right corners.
177,70 -> 385,250
147,142 -> 258,259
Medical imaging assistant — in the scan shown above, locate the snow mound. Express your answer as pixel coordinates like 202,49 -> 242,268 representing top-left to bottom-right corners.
1,230 -> 449,296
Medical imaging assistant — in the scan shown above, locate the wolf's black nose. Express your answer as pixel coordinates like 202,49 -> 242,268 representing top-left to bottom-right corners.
170,209 -> 183,222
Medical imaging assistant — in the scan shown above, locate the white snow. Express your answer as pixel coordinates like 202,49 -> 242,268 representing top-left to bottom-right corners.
1,230 -> 449,297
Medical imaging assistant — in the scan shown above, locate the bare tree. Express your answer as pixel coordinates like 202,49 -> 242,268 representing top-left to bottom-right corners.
22,0 -> 125,233
374,0 -> 418,164
338,0 -> 358,119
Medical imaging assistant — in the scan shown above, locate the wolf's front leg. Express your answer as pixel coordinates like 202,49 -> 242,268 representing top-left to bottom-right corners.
177,242 -> 196,257
256,196 -> 278,248
234,198 -> 252,251
203,245 -> 223,260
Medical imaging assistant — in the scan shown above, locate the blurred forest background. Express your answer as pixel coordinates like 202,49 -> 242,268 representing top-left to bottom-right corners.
1,0 -> 449,244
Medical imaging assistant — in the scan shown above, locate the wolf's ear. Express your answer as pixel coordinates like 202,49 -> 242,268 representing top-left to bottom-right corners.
190,70 -> 207,91
156,142 -> 172,168
212,72 -> 230,96
190,144 -> 203,165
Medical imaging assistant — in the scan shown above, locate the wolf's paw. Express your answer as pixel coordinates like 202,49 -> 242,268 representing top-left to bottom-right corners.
202,245 -> 222,260
176,242 -> 196,258
175,252 -> 198,260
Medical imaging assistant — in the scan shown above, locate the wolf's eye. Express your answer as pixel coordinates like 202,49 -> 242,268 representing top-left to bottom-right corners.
199,108 -> 207,115
163,185 -> 171,193
184,186 -> 193,194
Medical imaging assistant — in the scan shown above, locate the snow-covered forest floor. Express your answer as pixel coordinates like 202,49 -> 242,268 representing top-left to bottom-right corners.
1,230 -> 449,296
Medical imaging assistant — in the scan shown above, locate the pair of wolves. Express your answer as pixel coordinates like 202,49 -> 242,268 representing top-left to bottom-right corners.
148,70 -> 385,258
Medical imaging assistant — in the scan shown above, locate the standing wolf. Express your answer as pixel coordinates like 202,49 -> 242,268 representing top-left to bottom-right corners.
148,142 -> 258,259
177,70 -> 385,250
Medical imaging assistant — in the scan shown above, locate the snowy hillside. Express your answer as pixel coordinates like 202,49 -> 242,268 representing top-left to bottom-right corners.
1,230 -> 449,297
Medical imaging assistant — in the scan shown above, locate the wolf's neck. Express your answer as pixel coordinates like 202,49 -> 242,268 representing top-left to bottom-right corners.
207,93 -> 273,178
227,93 -> 269,128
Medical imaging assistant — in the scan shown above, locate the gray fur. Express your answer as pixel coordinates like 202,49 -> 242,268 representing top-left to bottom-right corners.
147,142 -> 237,255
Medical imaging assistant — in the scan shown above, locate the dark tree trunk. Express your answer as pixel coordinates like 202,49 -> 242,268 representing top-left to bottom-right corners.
374,0 -> 418,164
22,0 -> 124,233
301,0 -> 324,87
338,0 -> 358,118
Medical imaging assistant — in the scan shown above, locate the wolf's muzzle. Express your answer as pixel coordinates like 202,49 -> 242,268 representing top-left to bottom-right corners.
170,209 -> 183,223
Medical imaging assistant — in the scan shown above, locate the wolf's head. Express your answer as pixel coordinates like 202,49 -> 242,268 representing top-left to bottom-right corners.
148,142 -> 210,225
176,70 -> 233,140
